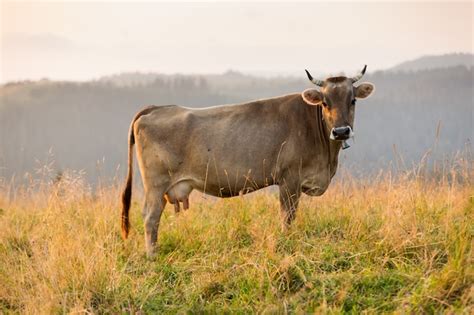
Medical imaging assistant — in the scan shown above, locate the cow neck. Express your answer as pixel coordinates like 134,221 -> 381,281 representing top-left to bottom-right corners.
311,105 -> 342,172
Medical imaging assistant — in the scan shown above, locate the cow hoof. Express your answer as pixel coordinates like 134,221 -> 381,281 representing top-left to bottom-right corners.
146,246 -> 157,260
280,222 -> 291,233
146,251 -> 157,260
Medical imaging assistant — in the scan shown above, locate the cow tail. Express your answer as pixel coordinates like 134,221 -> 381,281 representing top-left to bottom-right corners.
120,106 -> 158,240
121,119 -> 135,240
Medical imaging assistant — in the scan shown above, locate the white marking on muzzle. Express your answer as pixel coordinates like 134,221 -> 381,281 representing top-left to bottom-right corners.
349,126 -> 354,138
330,126 -> 354,140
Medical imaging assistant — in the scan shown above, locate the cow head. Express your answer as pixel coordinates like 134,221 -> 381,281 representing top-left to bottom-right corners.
301,65 -> 374,141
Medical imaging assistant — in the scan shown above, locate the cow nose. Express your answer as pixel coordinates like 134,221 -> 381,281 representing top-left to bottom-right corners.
330,126 -> 352,140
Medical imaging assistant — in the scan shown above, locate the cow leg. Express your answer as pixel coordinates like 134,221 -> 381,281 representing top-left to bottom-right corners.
279,182 -> 301,229
142,188 -> 167,258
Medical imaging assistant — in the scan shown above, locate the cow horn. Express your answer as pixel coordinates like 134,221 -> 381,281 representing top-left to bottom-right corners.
351,65 -> 367,83
305,69 -> 324,86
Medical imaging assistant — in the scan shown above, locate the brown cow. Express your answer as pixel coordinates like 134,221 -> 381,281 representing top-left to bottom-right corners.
121,66 -> 375,257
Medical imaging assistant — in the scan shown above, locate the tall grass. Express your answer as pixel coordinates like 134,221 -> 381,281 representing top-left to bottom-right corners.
0,153 -> 472,313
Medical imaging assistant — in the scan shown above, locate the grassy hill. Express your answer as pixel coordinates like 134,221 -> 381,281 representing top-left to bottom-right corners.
0,158 -> 472,313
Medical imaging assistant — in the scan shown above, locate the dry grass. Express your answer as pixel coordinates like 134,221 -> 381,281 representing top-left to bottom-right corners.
0,156 -> 473,313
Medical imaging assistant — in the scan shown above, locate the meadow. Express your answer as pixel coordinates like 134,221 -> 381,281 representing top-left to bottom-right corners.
0,155 -> 472,313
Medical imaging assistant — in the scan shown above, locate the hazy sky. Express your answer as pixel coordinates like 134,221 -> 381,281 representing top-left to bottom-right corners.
1,1 -> 472,82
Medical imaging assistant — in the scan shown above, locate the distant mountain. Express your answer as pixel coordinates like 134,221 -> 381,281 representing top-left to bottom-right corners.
98,72 -> 165,87
98,53 -> 474,88
97,70 -> 308,100
391,53 -> 473,72
98,71 -> 251,87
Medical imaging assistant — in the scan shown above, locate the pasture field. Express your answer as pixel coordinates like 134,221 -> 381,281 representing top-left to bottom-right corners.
0,159 -> 472,313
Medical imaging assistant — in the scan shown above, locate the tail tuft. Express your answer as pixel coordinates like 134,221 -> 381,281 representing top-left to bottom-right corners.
121,180 -> 132,239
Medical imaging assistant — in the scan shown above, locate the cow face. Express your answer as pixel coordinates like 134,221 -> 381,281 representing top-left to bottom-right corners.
301,66 -> 374,141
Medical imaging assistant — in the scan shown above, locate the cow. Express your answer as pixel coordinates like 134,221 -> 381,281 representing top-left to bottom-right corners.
121,66 -> 375,257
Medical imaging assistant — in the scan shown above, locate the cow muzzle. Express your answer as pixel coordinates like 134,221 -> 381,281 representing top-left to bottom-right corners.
330,126 -> 354,141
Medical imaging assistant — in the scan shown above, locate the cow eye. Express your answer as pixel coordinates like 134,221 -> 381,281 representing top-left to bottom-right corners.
351,99 -> 356,105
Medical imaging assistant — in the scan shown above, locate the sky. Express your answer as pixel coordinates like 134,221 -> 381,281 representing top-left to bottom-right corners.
1,1 -> 472,82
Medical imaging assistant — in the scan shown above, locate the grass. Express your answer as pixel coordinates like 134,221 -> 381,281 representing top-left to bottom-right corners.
0,159 -> 472,313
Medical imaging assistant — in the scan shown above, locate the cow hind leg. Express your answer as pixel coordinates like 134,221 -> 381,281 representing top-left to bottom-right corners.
142,187 -> 167,258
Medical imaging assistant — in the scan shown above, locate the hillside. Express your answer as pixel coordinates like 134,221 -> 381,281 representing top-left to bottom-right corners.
0,65 -> 472,183
391,53 -> 473,72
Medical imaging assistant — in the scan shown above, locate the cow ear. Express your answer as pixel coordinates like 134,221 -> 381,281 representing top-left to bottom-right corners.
302,88 -> 323,106
355,83 -> 375,99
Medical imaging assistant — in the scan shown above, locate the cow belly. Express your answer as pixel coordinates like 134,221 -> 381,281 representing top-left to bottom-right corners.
191,174 -> 270,198
166,180 -> 261,199
171,154 -> 276,198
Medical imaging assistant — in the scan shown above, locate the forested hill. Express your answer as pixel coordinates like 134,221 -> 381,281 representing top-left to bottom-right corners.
390,53 -> 473,72
1,65 -> 472,183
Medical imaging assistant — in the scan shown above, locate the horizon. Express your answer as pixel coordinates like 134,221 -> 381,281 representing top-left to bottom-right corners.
2,1 -> 472,83
1,52 -> 472,85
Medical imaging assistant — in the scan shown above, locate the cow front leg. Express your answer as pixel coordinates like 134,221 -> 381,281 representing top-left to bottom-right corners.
278,182 -> 301,229
142,189 -> 167,258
